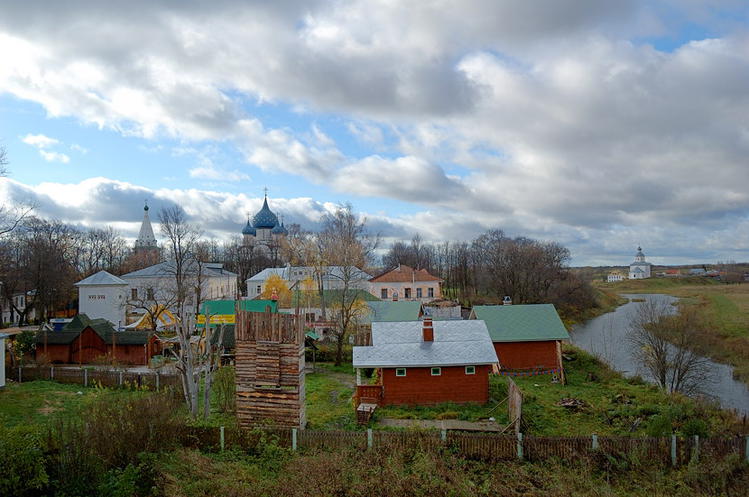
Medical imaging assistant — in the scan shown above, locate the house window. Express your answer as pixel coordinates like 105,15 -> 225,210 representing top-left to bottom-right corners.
381,288 -> 388,299
146,288 -> 154,300
465,366 -> 476,375
431,367 -> 441,376
256,285 -> 261,294
416,288 -> 423,298
131,288 -> 138,299
404,288 -> 412,299
428,287 -> 434,298
395,368 -> 407,377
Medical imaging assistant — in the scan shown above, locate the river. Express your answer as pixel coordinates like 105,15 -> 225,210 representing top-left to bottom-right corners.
570,293 -> 749,415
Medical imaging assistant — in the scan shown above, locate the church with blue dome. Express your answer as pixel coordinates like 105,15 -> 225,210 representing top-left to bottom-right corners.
242,193 -> 288,252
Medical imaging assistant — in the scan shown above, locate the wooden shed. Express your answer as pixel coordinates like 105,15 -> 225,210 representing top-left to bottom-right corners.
35,314 -> 160,365
470,304 -> 569,373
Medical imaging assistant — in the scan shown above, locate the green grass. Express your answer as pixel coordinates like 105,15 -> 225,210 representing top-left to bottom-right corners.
0,381 -> 146,427
305,370 -> 356,429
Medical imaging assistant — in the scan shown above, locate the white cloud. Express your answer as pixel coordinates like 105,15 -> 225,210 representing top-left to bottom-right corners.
70,143 -> 89,154
1,2 -> 749,262
21,133 -> 59,149
39,150 -> 70,163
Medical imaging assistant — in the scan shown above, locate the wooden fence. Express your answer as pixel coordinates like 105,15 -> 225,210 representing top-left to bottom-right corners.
180,425 -> 749,466
5,365 -> 181,390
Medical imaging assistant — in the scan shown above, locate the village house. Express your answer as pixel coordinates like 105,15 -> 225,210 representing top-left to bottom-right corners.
246,265 -> 371,299
34,314 -> 160,365
368,264 -> 442,302
352,317 -> 498,407
470,303 -> 569,373
607,271 -> 624,283
1,288 -> 38,326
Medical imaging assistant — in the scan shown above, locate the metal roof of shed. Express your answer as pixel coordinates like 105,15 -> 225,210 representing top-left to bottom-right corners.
470,304 -> 569,342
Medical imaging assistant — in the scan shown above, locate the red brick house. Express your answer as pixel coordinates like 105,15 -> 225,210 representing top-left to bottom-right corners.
35,314 -> 160,365
470,304 -> 569,373
352,317 -> 498,407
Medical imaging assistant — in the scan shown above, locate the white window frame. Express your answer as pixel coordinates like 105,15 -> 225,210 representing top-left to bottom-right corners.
395,368 -> 407,377
465,366 -> 476,375
431,367 -> 441,376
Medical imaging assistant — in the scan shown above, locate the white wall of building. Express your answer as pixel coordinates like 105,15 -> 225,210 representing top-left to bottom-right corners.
78,284 -> 128,328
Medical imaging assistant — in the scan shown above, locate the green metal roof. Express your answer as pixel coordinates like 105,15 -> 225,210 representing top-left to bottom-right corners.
471,304 -> 569,342
199,299 -> 279,316
290,289 -> 379,307
361,301 -> 422,324
40,314 -> 152,345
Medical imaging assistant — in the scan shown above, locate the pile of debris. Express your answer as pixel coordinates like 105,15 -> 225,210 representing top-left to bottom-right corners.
556,397 -> 587,410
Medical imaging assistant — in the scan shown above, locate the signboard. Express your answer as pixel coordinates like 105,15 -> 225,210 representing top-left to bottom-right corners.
196,314 -> 235,325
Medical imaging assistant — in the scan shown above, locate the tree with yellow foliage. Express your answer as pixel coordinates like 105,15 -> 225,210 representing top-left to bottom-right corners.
260,273 -> 291,306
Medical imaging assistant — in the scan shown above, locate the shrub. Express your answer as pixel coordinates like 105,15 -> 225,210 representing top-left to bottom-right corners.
0,424 -> 48,496
214,366 -> 236,413
681,418 -> 709,438
646,414 -> 673,437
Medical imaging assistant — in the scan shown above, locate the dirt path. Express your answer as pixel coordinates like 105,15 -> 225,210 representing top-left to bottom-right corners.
378,418 -> 505,432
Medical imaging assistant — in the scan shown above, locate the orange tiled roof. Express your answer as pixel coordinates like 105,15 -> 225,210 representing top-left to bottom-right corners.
369,264 -> 442,283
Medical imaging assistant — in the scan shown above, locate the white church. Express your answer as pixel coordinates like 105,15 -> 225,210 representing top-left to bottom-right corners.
629,246 -> 652,279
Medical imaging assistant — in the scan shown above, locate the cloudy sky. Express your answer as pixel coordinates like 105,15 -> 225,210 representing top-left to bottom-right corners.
1,1 -> 748,266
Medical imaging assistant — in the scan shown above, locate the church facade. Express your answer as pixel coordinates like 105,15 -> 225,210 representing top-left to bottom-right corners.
241,194 -> 288,255
629,246 -> 652,279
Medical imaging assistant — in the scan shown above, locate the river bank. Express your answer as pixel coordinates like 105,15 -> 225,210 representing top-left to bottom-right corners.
570,294 -> 749,416
595,278 -> 749,385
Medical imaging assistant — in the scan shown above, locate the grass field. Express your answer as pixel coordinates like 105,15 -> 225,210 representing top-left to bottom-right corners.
596,277 -> 749,383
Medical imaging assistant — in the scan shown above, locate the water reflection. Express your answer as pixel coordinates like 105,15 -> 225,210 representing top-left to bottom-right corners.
570,294 -> 749,415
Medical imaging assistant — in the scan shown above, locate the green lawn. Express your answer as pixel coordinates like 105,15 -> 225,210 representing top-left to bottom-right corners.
0,380 -> 145,427
305,368 -> 356,430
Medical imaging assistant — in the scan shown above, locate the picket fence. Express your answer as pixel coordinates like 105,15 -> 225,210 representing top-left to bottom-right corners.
182,425 -> 749,467
5,365 -> 181,390
6,366 -> 748,466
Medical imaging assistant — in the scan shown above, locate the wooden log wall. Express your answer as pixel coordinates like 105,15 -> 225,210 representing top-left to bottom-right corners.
235,310 -> 306,428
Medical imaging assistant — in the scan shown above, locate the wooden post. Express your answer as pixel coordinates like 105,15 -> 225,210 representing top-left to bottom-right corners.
356,368 -> 362,386
367,429 -> 373,449
220,426 -> 225,452
692,435 -> 699,463
119,371 -> 123,386
556,341 -> 566,384
84,368 -> 88,387
517,432 -> 523,460
156,372 -> 160,390
591,433 -> 598,450
441,429 -> 447,442
671,435 -> 677,467
745,435 -> 749,463
50,366 -> 54,381
18,366 -> 22,383
292,428 -> 297,451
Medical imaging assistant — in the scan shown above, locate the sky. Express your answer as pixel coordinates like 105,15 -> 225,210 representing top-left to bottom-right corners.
1,0 -> 748,266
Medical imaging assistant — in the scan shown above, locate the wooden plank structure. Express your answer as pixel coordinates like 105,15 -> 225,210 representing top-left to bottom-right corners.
235,309 -> 306,428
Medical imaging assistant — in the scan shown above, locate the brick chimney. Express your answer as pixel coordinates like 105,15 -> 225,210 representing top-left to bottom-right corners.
423,317 -> 434,342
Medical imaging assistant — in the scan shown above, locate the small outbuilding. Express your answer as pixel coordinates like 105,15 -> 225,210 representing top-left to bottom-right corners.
353,318 -> 498,406
35,314 -> 160,365
470,304 -> 569,373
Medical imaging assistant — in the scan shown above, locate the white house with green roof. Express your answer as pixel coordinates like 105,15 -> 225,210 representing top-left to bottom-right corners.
470,304 -> 569,373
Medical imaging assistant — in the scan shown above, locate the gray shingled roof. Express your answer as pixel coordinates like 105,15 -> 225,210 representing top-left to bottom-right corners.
121,261 -> 237,279
353,320 -> 498,368
75,270 -> 128,286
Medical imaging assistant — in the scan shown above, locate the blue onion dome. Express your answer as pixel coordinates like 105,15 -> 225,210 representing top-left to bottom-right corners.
242,219 -> 256,236
252,197 -> 279,229
271,222 -> 287,235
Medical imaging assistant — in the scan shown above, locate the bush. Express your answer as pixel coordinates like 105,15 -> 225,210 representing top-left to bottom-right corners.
681,418 -> 709,438
646,414 -> 673,437
0,424 -> 48,496
214,366 -> 236,413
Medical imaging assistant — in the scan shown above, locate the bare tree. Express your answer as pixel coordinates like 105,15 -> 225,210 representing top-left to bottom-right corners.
628,299 -> 713,395
159,206 -> 203,416
126,279 -> 178,331
317,204 -> 378,365
0,146 -> 34,236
